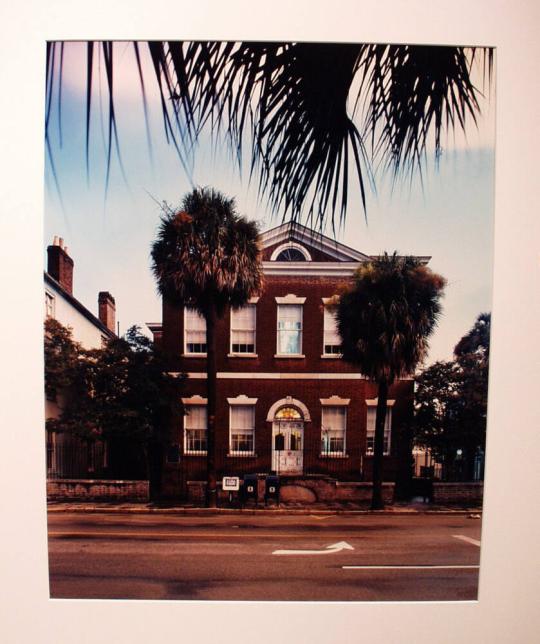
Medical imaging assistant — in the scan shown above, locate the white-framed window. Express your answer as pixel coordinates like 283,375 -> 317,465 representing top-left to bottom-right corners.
184,307 -> 207,355
270,242 -> 312,261
184,405 -> 208,454
323,307 -> 341,355
277,304 -> 303,355
230,304 -> 256,354
45,291 -> 55,318
229,405 -> 255,455
321,406 -> 347,455
366,406 -> 393,455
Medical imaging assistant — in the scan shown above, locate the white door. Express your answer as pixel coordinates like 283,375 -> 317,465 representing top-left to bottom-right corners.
272,420 -> 304,474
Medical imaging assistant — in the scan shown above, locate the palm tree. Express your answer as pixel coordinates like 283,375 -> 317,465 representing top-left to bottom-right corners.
151,187 -> 263,507
45,42 -> 492,228
334,253 -> 446,509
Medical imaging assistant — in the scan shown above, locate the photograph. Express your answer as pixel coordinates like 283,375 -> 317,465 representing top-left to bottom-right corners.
42,40 -> 495,602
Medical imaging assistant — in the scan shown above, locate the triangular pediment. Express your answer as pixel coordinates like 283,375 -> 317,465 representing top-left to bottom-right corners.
260,222 -> 370,263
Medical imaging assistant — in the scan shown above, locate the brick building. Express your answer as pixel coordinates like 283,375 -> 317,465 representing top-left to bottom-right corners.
148,223 -> 428,497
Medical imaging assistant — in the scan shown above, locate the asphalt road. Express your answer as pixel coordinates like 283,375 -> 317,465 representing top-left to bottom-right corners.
48,511 -> 482,601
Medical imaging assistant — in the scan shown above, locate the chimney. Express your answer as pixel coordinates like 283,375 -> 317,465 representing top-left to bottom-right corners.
47,237 -> 74,295
98,291 -> 116,333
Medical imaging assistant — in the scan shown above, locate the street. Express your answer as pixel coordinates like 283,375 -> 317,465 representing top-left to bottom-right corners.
48,511 -> 482,601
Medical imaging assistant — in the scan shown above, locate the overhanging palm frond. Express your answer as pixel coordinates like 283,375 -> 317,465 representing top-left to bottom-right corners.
45,41 -> 493,228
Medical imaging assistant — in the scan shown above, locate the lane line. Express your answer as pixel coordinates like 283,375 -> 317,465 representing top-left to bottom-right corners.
343,565 -> 479,570
48,530 -> 349,540
452,535 -> 481,547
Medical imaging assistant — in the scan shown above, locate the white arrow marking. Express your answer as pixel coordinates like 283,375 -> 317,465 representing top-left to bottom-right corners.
453,535 -> 481,547
273,541 -> 354,555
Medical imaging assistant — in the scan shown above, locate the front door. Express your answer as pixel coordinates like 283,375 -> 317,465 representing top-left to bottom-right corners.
272,420 -> 304,474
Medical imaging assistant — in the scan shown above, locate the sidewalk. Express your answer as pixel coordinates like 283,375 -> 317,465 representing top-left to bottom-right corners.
47,500 -> 483,516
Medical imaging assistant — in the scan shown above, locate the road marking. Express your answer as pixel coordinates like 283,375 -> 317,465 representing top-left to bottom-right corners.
273,541 -> 354,555
343,565 -> 479,570
453,535 -> 481,547
310,515 -> 332,520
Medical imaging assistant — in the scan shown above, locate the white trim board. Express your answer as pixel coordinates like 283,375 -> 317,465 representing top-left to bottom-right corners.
177,372 -> 367,380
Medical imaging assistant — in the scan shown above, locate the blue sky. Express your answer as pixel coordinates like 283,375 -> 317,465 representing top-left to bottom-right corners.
44,42 -> 495,364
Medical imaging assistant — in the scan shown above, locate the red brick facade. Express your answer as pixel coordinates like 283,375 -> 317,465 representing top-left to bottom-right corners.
153,223 -> 419,495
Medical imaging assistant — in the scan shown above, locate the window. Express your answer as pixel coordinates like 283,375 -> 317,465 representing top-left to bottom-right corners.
271,243 -> 312,261
229,405 -> 255,455
184,405 -> 207,454
366,406 -> 392,455
321,407 -> 346,455
45,292 -> 55,318
277,304 -> 303,355
276,248 -> 306,261
323,308 -> 341,355
184,308 -> 207,354
230,305 -> 256,354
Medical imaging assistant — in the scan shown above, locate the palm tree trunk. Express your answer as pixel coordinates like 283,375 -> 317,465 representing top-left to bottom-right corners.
371,379 -> 389,510
206,304 -> 218,508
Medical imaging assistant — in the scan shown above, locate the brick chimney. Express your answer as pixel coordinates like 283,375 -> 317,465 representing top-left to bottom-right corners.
98,291 -> 116,333
47,236 -> 74,295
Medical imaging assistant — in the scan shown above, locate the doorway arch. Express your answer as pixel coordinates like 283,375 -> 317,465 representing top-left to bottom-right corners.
268,398 -> 310,475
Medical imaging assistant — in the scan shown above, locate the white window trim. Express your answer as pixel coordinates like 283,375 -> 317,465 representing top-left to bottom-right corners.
228,402 -> 256,457
229,303 -> 257,357
266,397 -> 311,422
320,395 -> 350,406
227,395 -> 258,405
321,297 -> 342,357
275,294 -> 307,305
320,406 -> 347,457
366,398 -> 396,407
183,400 -> 208,455
365,404 -> 393,456
45,290 -> 55,318
183,307 -> 207,357
276,300 -> 304,357
270,242 -> 312,261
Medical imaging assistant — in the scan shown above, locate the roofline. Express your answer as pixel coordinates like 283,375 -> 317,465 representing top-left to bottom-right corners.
259,222 -> 370,262
44,272 -> 115,338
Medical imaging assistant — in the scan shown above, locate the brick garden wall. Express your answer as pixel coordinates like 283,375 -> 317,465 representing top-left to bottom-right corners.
432,482 -> 484,505
47,479 -> 149,501
186,477 -> 395,506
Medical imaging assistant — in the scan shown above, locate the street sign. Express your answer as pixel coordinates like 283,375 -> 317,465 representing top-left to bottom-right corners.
222,476 -> 240,491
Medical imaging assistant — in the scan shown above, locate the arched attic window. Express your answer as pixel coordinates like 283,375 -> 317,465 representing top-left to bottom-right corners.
271,242 -> 312,261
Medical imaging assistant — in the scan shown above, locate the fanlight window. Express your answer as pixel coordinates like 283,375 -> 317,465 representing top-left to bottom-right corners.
276,248 -> 307,261
275,406 -> 302,420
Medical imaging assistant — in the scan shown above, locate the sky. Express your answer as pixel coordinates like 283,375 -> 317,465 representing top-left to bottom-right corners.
44,42 -> 495,365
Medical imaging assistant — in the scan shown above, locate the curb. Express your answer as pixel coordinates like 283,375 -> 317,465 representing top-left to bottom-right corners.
47,504 -> 482,517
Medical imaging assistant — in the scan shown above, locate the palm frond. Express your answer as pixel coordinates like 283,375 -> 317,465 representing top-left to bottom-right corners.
46,41 -> 493,229
150,187 -> 263,316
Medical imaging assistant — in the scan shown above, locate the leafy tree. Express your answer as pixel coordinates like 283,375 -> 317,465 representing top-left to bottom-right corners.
44,321 -> 183,500
44,318 -> 96,437
334,253 -> 446,509
454,312 -> 490,360
151,187 -> 263,507
414,313 -> 490,480
45,42 -> 492,227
